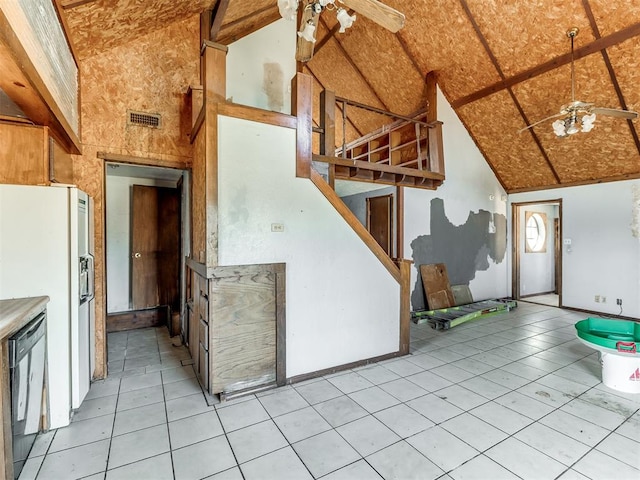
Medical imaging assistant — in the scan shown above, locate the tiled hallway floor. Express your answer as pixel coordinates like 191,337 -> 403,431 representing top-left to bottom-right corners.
21,303 -> 640,479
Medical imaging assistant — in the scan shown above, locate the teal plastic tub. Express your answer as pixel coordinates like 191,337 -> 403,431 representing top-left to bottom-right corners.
575,318 -> 640,354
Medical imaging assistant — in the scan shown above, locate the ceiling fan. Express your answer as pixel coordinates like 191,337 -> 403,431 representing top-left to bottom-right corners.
519,27 -> 638,137
277,0 -> 405,62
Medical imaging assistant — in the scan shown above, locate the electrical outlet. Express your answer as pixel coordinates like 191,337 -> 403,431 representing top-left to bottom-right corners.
617,298 -> 623,306
594,295 -> 600,303
602,296 -> 606,303
271,223 -> 284,232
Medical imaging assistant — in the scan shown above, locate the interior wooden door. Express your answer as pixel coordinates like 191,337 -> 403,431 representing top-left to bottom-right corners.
367,194 -> 393,256
131,185 -> 180,310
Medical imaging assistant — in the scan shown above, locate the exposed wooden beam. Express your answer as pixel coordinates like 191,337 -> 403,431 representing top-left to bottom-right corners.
452,20 -> 640,109
508,170 -> 640,194
216,5 -> 280,45
314,23 -> 341,57
582,0 -> 640,156
210,0 -> 231,41
458,0 -> 561,184
59,0 -> 97,9
319,17 -> 389,111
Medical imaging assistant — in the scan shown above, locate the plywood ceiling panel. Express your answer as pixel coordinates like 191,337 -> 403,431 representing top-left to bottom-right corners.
458,90 -> 558,190
64,0 -> 216,59
513,53 -> 638,183
465,0 -> 595,77
308,23 -> 390,137
605,36 -> 640,113
586,0 -> 640,36
222,0 -> 274,24
384,0 -> 501,102
319,14 -> 425,116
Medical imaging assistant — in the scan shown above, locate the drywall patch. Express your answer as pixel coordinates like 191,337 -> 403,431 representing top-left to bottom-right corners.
263,62 -> 284,112
632,184 -> 640,238
410,198 -> 507,310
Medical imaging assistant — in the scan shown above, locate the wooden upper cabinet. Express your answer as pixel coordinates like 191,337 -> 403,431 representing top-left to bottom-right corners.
0,122 -> 74,185
0,122 -> 48,185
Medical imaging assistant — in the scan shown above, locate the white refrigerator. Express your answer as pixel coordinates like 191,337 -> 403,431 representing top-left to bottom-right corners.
0,184 -> 94,429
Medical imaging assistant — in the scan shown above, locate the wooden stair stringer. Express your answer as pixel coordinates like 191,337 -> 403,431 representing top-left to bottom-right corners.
309,168 -> 401,283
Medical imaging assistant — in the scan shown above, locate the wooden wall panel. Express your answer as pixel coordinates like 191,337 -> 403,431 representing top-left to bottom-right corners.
465,0 -> 593,77
513,53 -> 637,182
322,15 -> 425,115
390,0 -> 501,101
64,0 -> 214,59
80,17 -> 198,163
457,90 -> 558,190
210,272 -> 277,394
0,122 -> 48,185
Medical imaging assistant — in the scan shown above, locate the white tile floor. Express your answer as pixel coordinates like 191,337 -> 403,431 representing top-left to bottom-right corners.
20,302 -> 640,480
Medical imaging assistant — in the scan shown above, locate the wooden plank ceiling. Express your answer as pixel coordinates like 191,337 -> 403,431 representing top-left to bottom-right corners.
59,0 -> 640,193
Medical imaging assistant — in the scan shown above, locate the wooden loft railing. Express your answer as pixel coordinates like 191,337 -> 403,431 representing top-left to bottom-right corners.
311,86 -> 445,191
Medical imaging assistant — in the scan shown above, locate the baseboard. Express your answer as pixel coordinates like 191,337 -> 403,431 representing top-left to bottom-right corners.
561,305 -> 639,322
286,350 -> 405,385
520,291 -> 556,298
106,306 -> 169,332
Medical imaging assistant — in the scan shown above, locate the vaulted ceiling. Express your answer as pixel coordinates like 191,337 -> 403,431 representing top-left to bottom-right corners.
58,0 -> 640,193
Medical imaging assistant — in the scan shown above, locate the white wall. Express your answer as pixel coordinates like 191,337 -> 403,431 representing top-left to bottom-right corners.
510,181 -> 640,318
105,176 -> 176,313
405,88 -> 509,309
226,18 -> 296,115
520,204 -> 557,295
218,117 -> 400,377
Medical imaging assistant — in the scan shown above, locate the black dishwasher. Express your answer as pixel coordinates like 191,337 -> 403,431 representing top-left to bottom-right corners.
9,312 -> 46,479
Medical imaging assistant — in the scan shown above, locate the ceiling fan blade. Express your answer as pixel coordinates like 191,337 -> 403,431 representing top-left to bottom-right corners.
338,0 -> 405,33
518,112 -> 565,133
591,107 -> 638,120
295,6 -> 318,62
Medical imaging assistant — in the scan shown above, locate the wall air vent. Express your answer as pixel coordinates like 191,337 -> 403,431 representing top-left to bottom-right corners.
127,110 -> 161,128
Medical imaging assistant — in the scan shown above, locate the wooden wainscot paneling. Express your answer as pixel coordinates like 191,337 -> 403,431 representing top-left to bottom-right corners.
209,263 -> 286,396
0,122 -> 49,185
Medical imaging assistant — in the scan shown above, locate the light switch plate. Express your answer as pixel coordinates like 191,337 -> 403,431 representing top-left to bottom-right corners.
271,223 -> 284,232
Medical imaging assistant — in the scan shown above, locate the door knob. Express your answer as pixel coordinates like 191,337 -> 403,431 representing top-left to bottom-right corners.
133,252 -> 141,258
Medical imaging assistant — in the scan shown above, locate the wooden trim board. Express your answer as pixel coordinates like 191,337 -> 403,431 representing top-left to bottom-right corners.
106,307 -> 168,333
286,350 -> 404,385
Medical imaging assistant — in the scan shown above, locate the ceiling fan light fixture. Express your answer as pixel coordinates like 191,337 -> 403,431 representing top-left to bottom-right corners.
581,113 -> 596,132
336,7 -> 356,33
298,20 -> 317,43
278,0 -> 299,20
552,119 -> 567,137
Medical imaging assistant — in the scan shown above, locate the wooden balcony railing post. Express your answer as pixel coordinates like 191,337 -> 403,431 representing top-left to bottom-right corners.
320,89 -> 336,188
292,73 -> 313,178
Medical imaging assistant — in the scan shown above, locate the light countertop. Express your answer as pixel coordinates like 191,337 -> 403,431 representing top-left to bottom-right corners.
0,296 -> 49,340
